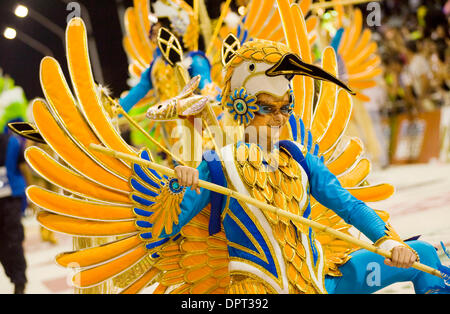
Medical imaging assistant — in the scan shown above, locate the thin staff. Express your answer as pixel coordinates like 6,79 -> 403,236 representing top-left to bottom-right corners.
90,143 -> 443,280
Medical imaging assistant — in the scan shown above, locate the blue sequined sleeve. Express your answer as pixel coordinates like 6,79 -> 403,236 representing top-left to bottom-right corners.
188,52 -> 212,90
305,153 -> 387,243
119,67 -> 153,113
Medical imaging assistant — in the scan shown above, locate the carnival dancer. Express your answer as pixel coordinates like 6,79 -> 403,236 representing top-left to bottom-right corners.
119,0 -> 218,113
26,17 -> 449,294
151,38 -> 448,294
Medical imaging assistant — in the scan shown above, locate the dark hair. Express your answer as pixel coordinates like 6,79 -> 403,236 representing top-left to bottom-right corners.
406,40 -> 418,53
435,39 -> 447,62
424,7 -> 449,38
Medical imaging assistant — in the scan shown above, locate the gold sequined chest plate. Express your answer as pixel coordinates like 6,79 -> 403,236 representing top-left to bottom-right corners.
232,143 -> 324,294
234,143 -> 310,226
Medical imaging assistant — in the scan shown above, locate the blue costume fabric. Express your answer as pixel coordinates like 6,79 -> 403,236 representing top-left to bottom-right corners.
119,49 -> 214,113
119,49 -> 160,113
5,135 -> 26,199
1,126 -> 26,211
186,51 -> 213,90
325,240 -> 445,294
156,143 -> 447,293
0,126 -> 27,286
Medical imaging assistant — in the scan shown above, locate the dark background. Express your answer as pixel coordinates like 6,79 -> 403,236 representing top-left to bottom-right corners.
0,0 -> 226,101
0,0 -> 135,100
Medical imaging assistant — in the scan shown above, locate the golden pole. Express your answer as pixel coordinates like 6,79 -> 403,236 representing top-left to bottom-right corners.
194,0 -> 200,24
116,106 -> 188,167
90,143 -> 443,280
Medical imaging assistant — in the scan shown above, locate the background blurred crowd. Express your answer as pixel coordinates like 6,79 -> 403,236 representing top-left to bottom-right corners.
345,0 -> 450,166
376,0 -> 449,115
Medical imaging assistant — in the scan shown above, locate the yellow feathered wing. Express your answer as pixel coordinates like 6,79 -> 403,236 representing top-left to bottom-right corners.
276,2 -> 394,277
26,17 -> 229,294
338,8 -> 383,102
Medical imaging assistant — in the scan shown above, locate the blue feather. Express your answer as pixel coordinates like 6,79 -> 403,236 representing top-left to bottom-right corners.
130,178 -> 158,197
140,232 -> 153,240
136,220 -> 153,228
173,234 -> 181,241
313,143 -> 319,156
131,194 -> 154,207
241,30 -> 249,44
134,163 -> 161,190
146,237 -> 170,250
133,208 -> 153,217
439,265 -> 450,287
288,114 -> 298,142
441,241 -> 450,259
299,118 -> 305,146
307,130 -> 313,153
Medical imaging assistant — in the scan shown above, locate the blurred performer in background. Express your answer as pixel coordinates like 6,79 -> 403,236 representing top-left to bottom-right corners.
0,77 -> 28,294
0,121 -> 28,294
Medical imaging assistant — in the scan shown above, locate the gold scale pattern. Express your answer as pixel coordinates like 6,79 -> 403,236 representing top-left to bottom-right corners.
151,58 -> 180,101
153,206 -> 231,294
234,143 -> 322,294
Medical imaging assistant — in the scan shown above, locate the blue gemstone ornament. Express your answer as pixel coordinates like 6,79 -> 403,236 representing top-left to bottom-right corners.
226,87 -> 260,125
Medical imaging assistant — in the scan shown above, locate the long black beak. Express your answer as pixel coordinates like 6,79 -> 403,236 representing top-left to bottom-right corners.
266,53 -> 356,95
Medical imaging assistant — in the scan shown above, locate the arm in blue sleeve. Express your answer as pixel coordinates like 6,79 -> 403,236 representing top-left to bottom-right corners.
188,53 -> 212,90
305,153 -> 387,243
119,67 -> 153,113
159,161 -> 212,237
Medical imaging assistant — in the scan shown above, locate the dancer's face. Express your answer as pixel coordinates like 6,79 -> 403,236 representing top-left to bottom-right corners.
246,92 -> 292,146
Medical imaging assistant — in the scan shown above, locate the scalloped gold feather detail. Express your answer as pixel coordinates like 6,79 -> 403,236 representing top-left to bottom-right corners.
143,183 -> 185,238
234,143 -> 322,294
154,206 -> 231,294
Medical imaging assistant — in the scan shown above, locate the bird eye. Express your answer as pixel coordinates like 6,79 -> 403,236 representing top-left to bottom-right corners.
248,63 -> 255,72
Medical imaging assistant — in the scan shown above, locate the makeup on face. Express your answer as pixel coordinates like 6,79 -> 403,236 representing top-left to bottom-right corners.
255,91 -> 294,117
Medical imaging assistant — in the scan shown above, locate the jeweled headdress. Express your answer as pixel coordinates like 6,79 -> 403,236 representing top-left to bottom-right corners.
151,0 -> 199,51
220,34 -> 354,126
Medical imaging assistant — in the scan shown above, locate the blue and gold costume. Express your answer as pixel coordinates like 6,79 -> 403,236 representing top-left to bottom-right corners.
20,1 -> 450,295
120,49 -> 215,112
119,0 -> 218,113
149,141 -> 445,293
